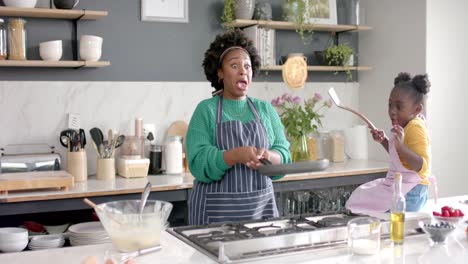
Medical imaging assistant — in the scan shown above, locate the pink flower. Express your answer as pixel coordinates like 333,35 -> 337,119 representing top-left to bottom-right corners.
291,96 -> 301,104
325,99 -> 333,108
312,93 -> 322,103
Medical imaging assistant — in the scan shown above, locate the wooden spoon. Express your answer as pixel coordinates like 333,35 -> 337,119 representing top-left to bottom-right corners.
328,87 -> 377,130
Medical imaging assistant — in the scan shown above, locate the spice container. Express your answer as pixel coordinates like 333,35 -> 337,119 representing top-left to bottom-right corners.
330,130 -> 345,162
165,136 -> 183,174
0,19 -> 6,60
307,133 -> 319,161
8,18 -> 27,60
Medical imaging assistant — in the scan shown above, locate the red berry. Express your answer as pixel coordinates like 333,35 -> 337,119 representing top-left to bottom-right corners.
456,209 -> 464,217
433,211 -> 442,216
450,210 -> 460,217
442,211 -> 451,217
442,206 -> 452,211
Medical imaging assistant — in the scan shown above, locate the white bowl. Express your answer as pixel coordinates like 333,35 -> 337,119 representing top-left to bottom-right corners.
44,223 -> 69,234
80,35 -> 103,48
39,40 -> 63,61
0,228 -> 28,253
3,0 -> 38,8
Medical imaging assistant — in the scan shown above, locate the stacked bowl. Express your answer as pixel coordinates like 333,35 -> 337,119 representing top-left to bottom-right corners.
0,227 -> 28,253
28,235 -> 65,250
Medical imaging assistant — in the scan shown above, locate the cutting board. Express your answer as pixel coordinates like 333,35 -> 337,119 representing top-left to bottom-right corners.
167,120 -> 188,151
0,171 -> 74,194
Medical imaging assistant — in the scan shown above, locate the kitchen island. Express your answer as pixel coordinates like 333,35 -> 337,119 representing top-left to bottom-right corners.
0,160 -> 388,217
0,196 -> 467,264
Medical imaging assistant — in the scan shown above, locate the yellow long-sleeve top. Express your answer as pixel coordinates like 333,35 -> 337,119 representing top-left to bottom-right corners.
400,117 -> 431,185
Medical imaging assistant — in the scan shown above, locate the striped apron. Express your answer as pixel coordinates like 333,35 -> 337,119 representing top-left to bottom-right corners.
188,96 -> 278,225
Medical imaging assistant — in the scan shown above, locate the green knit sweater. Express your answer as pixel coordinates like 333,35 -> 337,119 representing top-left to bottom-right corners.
186,96 -> 291,183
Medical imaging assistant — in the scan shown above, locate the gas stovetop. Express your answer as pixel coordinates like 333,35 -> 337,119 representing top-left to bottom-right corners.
168,212 -> 429,263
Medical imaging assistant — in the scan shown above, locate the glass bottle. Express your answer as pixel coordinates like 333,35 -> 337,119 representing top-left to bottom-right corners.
317,131 -> 331,160
165,136 -> 183,174
149,144 -> 163,175
330,130 -> 345,162
390,172 -> 406,245
0,18 -> 6,60
8,18 -> 27,60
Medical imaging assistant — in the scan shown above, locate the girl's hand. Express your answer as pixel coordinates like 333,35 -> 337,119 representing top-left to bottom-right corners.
371,129 -> 387,143
235,146 -> 261,167
246,148 -> 269,169
391,125 -> 404,150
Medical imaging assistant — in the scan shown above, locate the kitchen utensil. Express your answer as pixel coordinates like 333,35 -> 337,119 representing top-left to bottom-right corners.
96,158 -> 115,180
60,129 -> 79,151
95,200 -> 173,252
258,159 -> 329,176
259,158 -> 272,165
66,151 -> 87,182
105,244 -> 162,263
83,198 -> 123,226
79,129 -> 86,149
90,127 -> 104,156
139,182 -> 152,214
328,87 -> 377,130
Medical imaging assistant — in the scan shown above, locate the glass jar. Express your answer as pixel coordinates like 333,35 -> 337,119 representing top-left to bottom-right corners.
0,18 -> 6,60
8,18 -> 27,60
317,131 -> 332,160
165,136 -> 183,174
330,130 -> 345,162
307,132 -> 318,161
149,144 -> 163,175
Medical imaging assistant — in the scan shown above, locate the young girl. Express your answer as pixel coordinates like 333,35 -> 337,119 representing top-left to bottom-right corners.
346,72 -> 431,213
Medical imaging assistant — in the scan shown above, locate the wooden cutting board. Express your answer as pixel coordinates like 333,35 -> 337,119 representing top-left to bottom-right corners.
0,171 -> 74,194
167,120 -> 188,151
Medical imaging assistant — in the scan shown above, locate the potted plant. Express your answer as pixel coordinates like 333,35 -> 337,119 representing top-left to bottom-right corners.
282,0 -> 313,42
324,43 -> 354,80
222,0 -> 236,30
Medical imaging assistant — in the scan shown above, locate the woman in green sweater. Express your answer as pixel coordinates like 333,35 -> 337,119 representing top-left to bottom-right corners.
186,30 -> 291,225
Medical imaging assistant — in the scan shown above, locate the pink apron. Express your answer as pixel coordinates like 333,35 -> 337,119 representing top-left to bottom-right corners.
345,136 -> 422,214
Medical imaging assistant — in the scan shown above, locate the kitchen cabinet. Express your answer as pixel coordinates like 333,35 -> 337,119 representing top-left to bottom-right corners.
226,19 -> 372,72
0,6 -> 109,68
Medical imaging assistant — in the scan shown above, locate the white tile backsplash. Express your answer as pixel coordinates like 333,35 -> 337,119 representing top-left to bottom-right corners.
0,81 -> 361,174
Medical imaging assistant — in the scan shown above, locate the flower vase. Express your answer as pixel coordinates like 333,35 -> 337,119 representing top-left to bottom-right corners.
290,134 -> 310,162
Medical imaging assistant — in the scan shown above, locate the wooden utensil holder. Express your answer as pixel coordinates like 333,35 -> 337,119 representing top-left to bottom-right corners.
96,158 -> 115,180
67,151 -> 87,182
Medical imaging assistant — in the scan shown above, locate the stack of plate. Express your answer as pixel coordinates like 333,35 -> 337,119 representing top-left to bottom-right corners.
68,222 -> 110,246
28,235 -> 65,250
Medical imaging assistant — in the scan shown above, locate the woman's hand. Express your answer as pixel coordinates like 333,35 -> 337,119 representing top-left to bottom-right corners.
391,125 -> 404,151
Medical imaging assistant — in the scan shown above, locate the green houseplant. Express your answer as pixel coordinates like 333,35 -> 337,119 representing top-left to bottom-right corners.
222,0 -> 236,30
324,43 -> 354,80
282,0 -> 314,43
271,93 -> 331,162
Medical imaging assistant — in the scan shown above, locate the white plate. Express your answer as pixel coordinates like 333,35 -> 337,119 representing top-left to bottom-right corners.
68,222 -> 106,234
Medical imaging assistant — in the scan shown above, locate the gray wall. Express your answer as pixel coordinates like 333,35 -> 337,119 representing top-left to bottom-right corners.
0,0 -> 358,82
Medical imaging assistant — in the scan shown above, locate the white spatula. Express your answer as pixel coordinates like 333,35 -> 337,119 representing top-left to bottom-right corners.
328,87 -> 377,130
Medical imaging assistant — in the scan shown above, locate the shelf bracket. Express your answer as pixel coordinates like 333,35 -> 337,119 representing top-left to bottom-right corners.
72,11 -> 86,62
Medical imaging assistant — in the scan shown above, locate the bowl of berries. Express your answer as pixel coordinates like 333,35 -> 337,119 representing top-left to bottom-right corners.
420,221 -> 455,244
432,206 -> 464,224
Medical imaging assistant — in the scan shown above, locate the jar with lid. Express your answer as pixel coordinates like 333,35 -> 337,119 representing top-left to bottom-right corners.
165,136 -> 183,174
8,18 -> 27,60
330,130 -> 345,162
307,132 -> 319,161
0,19 -> 6,60
317,131 -> 332,160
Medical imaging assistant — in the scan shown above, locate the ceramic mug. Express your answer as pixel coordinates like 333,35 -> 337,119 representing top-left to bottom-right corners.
53,0 -> 79,9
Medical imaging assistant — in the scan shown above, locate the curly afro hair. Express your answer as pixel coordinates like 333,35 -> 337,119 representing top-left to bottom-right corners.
394,72 -> 431,104
202,29 -> 261,93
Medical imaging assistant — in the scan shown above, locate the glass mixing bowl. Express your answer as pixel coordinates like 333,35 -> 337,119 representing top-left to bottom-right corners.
95,200 -> 173,252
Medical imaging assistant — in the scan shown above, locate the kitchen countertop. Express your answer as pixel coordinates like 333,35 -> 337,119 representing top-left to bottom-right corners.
0,195 -> 467,264
0,159 -> 388,203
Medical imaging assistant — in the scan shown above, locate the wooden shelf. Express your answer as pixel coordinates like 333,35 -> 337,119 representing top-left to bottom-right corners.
0,6 -> 107,20
226,19 -> 372,32
0,60 -> 110,68
260,65 -> 373,71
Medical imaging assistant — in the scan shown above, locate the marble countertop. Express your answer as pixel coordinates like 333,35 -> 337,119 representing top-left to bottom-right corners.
0,159 -> 388,203
0,195 -> 467,264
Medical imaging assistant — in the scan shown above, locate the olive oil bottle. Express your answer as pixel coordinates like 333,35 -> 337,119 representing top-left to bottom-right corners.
390,173 -> 406,244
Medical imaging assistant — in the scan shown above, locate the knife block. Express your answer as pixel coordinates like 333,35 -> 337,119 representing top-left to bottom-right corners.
66,151 -> 87,182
